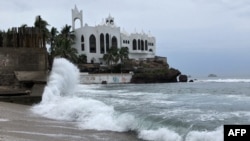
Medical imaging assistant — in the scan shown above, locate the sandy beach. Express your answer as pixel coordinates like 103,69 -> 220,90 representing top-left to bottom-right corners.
0,102 -> 142,141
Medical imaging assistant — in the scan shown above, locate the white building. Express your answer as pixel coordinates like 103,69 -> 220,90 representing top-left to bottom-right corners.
72,6 -> 156,64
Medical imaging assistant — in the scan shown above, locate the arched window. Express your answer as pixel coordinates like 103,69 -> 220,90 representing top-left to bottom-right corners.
81,35 -> 84,51
106,34 -> 110,52
133,39 -> 137,50
145,40 -> 148,51
141,40 -> 144,51
89,34 -> 96,53
138,39 -> 141,50
100,34 -> 105,54
112,36 -> 118,48
81,35 -> 84,42
74,18 -> 82,30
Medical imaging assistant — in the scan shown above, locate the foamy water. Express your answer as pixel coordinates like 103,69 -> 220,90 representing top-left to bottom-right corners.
32,58 -> 250,141
197,78 -> 250,83
0,118 -> 9,122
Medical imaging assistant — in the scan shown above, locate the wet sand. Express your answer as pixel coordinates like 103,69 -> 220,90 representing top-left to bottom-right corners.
0,102 -> 142,141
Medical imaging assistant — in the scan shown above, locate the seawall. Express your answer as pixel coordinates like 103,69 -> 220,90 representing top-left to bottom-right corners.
80,73 -> 133,84
0,47 -> 48,105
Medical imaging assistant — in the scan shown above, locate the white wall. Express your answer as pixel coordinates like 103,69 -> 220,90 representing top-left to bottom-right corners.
79,73 -> 133,84
74,25 -> 121,63
72,7 -> 156,63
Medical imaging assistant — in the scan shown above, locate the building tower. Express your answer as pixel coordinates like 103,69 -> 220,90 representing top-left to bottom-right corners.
105,14 -> 115,26
72,5 -> 83,30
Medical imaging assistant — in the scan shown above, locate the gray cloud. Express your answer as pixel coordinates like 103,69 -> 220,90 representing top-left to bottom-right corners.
0,0 -> 249,76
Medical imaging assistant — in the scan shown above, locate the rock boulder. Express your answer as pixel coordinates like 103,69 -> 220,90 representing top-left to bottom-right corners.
179,75 -> 188,82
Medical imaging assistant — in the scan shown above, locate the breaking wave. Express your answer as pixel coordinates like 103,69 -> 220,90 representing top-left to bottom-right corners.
32,58 -> 223,141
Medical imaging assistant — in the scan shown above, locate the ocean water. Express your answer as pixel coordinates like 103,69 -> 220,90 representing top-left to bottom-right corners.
32,58 -> 250,141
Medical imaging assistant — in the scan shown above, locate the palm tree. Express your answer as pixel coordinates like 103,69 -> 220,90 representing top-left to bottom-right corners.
103,46 -> 119,65
60,24 -> 75,42
54,38 -> 78,62
103,52 -> 113,66
103,46 -> 129,67
53,24 -> 78,63
34,15 -> 49,48
48,27 -> 58,54
78,54 -> 87,64
118,47 -> 129,73
47,27 -> 59,69
110,46 -> 119,65
119,47 -> 129,64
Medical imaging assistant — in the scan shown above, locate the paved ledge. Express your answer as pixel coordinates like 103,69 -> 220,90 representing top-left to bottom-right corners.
0,86 -> 42,105
0,95 -> 41,105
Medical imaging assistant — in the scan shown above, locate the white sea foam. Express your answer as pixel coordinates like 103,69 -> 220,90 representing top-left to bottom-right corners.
138,128 -> 182,141
185,127 -> 223,141
31,58 -> 226,141
32,58 -> 136,132
40,58 -> 79,103
199,79 -> 250,83
33,96 -> 136,131
0,118 -> 9,122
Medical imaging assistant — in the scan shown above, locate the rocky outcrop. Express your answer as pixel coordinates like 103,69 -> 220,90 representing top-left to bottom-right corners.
178,75 -> 188,82
129,56 -> 181,83
131,68 -> 181,83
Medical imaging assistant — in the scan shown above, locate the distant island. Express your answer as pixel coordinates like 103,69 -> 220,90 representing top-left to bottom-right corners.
208,74 -> 217,77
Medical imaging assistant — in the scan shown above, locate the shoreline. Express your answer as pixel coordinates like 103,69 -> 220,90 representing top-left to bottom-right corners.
0,102 -> 143,141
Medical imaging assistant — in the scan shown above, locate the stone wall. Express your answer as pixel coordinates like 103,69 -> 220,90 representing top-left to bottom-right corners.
0,47 -> 47,86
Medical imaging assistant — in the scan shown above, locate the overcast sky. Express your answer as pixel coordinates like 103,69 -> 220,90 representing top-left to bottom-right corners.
1,0 -> 250,77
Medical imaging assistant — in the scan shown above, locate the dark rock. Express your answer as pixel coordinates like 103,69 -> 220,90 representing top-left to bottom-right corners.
130,68 -> 181,83
189,80 -> 194,82
101,81 -> 107,84
179,75 -> 188,82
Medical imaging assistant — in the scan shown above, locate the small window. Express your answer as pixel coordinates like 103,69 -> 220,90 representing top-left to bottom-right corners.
141,40 -> 144,51
145,40 -> 148,50
81,35 -> 85,51
138,39 -> 141,50
81,43 -> 85,51
81,35 -> 84,42
100,34 -> 105,54
106,34 -> 110,52
112,36 -> 118,48
89,34 -> 96,53
133,39 -> 137,50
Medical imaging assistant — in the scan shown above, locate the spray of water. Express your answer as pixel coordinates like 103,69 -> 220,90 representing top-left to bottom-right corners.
32,58 -> 223,141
